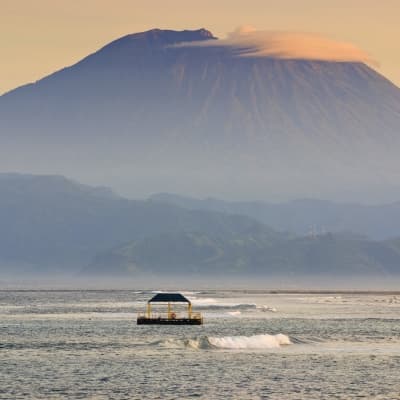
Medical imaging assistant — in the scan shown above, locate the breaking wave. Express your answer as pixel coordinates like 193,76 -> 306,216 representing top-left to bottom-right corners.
188,297 -> 257,310
227,311 -> 241,316
156,333 -> 292,350
208,333 -> 291,349
257,305 -> 278,312
199,303 -> 257,310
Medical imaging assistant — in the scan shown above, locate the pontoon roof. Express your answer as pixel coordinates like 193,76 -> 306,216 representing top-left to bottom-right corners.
148,293 -> 190,303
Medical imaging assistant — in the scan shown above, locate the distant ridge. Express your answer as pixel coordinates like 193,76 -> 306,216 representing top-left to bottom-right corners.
149,193 -> 400,240
1,173 -> 400,277
0,173 -> 275,273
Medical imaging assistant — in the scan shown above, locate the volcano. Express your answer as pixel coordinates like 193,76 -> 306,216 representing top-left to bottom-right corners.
1,28 -> 400,201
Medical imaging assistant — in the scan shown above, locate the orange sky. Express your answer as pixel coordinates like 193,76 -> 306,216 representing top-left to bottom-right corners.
1,0 -> 399,94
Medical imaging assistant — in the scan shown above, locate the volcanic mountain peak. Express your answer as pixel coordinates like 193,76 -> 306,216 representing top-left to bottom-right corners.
1,27 -> 400,201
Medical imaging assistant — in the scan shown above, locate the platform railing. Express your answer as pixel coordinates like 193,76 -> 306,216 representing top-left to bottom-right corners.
189,312 -> 202,320
137,312 -> 202,320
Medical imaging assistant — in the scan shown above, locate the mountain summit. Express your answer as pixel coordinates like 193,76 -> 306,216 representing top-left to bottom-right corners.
1,28 -> 400,201
84,28 -> 216,62
106,27 -> 216,45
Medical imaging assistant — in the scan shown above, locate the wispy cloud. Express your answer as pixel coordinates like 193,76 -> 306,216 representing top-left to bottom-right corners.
179,26 -> 377,66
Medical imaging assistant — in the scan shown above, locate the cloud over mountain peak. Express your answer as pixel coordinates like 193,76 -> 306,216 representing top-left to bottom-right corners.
181,26 -> 376,65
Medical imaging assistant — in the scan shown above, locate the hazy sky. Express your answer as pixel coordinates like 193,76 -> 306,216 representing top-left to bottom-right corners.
1,0 -> 399,94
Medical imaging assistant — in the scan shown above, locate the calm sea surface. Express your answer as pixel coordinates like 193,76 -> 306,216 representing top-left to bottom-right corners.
1,290 -> 400,399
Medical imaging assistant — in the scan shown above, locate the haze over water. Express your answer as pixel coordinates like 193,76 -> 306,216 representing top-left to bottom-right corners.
1,289 -> 400,399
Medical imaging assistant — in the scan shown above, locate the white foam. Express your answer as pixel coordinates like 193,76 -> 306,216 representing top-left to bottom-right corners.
208,333 -> 291,349
189,297 -> 256,310
181,291 -> 200,296
189,297 -> 218,305
227,311 -> 241,316
257,305 -> 278,313
158,333 -> 291,350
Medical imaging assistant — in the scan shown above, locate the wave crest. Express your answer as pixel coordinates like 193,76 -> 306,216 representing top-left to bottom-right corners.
208,333 -> 291,349
157,333 -> 292,350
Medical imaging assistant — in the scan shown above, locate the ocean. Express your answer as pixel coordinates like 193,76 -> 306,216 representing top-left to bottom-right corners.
1,289 -> 400,399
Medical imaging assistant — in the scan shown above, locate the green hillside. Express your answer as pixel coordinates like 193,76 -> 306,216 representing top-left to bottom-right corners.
86,232 -> 400,276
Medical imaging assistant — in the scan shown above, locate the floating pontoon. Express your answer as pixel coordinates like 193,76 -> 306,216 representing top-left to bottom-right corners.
137,293 -> 203,325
